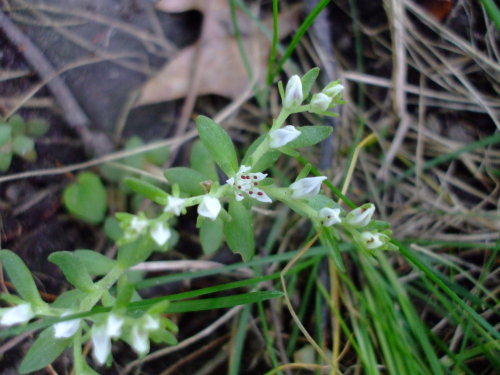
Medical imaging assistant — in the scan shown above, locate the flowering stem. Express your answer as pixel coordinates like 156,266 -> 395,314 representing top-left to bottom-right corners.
79,265 -> 125,312
265,186 -> 319,224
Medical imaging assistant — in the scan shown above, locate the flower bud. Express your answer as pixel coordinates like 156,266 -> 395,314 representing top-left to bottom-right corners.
323,82 -> 344,99
197,195 -> 221,221
269,125 -> 301,148
310,93 -> 332,112
283,75 -> 303,109
319,207 -> 342,226
290,176 -> 327,199
0,303 -> 33,326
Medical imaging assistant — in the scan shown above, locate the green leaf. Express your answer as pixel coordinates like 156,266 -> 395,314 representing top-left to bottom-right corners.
124,177 -> 168,205
63,172 -> 107,224
18,327 -> 71,374
301,67 -> 320,99
25,118 -> 50,137
242,134 -> 281,172
200,217 -> 224,255
123,136 -> 145,168
0,152 -> 12,171
48,251 -> 95,292
165,291 -> 283,313
12,135 -> 35,160
104,216 -> 123,242
164,167 -> 207,196
0,124 -> 12,145
287,126 -> 333,148
224,200 -> 255,262
73,250 -> 116,276
0,250 -> 44,306
190,140 -> 218,182
195,115 -> 238,176
145,143 -> 169,166
8,114 -> 25,136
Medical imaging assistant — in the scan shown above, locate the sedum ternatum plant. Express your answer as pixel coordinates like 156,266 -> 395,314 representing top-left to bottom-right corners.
0,68 -> 396,374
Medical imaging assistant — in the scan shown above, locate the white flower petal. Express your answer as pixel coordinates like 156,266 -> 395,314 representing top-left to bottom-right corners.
53,313 -> 81,338
269,125 -> 301,148
310,92 -> 331,112
143,315 -> 160,331
237,165 -> 251,174
346,203 -> 375,227
226,177 -> 235,186
106,314 -> 124,338
319,207 -> 342,226
92,325 -> 111,365
253,188 -> 272,203
197,195 -> 221,221
284,75 -> 303,108
130,217 -> 148,233
150,222 -> 171,246
0,303 -> 33,326
290,176 -> 327,199
164,197 -> 185,216
130,325 -> 149,355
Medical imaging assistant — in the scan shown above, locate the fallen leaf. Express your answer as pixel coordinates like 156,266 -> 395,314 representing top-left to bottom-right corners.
137,0 -> 298,105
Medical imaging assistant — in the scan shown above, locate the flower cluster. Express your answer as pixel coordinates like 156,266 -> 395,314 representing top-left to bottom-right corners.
117,213 -> 171,247
309,81 -> 344,113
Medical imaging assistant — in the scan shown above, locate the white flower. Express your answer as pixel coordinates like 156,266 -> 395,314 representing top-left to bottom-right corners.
150,222 -> 171,246
129,315 -> 160,356
53,312 -> 81,338
197,195 -> 221,220
323,83 -> 344,99
360,231 -> 387,250
130,325 -> 150,355
310,93 -> 332,112
164,196 -> 185,216
226,165 -> 272,203
290,176 -> 327,199
319,207 -> 342,227
129,216 -> 148,234
345,203 -> 375,228
283,75 -> 303,108
269,125 -> 301,148
91,314 -> 124,365
0,303 -> 33,326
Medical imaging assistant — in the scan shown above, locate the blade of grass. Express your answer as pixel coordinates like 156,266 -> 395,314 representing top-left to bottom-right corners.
479,0 -> 500,30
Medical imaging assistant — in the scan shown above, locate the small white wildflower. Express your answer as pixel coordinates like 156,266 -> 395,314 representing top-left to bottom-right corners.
360,231 -> 386,250
0,303 -> 33,326
290,176 -> 327,199
345,203 -> 375,228
226,165 -> 272,203
53,312 -> 81,338
310,93 -> 332,112
164,196 -> 185,216
143,315 -> 160,331
91,324 -> 111,365
129,217 -> 148,234
130,325 -> 150,355
269,125 -> 301,149
91,314 -> 124,365
150,222 -> 171,246
283,75 -> 303,108
197,195 -> 221,221
319,207 -> 342,227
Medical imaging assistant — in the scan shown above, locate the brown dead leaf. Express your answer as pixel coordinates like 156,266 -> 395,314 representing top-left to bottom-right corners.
137,0 -> 299,105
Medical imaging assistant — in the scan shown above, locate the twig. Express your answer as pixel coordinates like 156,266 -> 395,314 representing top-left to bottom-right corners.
0,9 -> 89,129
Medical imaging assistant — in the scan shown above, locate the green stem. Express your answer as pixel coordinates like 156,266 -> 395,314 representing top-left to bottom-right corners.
79,265 -> 125,311
265,186 -> 318,222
